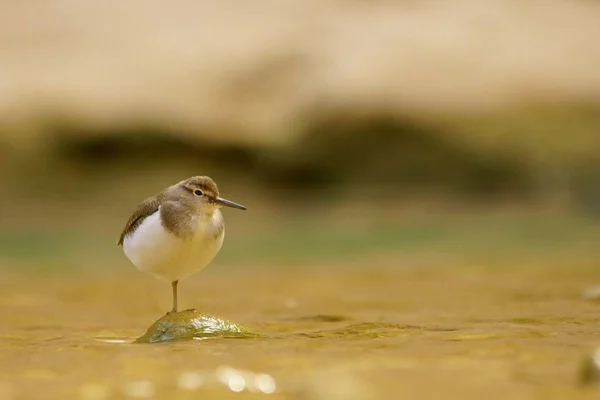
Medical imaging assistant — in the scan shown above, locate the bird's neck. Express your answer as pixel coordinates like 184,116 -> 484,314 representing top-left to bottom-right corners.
160,203 -> 222,238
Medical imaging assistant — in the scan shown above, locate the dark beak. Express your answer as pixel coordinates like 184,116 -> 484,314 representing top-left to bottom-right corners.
214,196 -> 247,210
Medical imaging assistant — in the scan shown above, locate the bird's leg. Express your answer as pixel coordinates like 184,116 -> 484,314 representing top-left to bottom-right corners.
170,280 -> 178,314
167,280 -> 195,314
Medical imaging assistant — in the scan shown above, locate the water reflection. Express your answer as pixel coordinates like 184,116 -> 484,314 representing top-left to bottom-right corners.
177,371 -> 204,390
79,383 -> 111,400
97,339 -> 128,344
176,366 -> 277,394
254,374 -> 277,394
123,380 -> 155,399
0,382 -> 13,400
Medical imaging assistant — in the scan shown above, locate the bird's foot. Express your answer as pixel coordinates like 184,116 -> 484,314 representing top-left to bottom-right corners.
165,308 -> 195,316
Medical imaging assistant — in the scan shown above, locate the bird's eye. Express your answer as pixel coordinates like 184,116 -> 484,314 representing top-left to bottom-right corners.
194,189 -> 203,196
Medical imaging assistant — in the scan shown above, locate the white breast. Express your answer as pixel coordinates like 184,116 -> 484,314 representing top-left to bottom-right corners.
122,208 -> 224,282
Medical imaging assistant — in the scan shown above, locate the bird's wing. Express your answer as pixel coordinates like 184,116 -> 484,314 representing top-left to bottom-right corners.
117,195 -> 161,246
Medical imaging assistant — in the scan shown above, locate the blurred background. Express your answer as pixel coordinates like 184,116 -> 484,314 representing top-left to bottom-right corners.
1,0 -> 600,273
1,0 -> 600,398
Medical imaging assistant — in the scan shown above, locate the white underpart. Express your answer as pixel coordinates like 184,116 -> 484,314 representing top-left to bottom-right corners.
123,208 -> 224,282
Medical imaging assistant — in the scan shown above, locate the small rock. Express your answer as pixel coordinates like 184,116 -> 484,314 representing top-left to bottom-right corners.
134,310 -> 254,343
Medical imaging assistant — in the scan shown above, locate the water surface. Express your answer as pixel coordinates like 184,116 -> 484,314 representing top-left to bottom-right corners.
0,265 -> 598,399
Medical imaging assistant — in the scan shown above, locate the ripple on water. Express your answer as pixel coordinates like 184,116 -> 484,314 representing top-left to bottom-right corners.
296,322 -> 426,339
93,337 -> 130,344
292,314 -> 350,323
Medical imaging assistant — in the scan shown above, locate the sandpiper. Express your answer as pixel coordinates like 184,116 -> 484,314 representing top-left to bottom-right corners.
118,176 -> 246,314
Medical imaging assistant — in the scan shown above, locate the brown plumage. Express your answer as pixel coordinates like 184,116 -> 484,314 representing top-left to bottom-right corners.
117,195 -> 162,246
117,176 -> 227,246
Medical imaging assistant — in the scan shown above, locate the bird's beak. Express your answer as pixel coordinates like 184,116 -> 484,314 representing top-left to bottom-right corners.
214,196 -> 247,210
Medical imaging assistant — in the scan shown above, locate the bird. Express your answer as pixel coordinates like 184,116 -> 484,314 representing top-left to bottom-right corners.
117,176 -> 246,314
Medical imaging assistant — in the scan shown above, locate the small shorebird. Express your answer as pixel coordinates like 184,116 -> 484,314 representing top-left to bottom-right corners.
118,176 -> 246,314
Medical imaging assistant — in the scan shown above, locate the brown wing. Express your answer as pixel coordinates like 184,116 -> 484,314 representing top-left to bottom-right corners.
117,195 -> 161,246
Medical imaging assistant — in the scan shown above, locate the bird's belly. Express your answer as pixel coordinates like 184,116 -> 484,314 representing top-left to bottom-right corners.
123,211 -> 224,282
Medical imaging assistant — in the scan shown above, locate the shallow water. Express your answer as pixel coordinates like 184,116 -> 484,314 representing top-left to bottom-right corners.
0,265 -> 599,399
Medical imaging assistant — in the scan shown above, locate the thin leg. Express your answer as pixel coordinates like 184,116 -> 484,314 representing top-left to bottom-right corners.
171,280 -> 178,314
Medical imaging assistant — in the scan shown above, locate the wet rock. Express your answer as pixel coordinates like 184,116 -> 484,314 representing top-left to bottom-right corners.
134,310 -> 252,343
